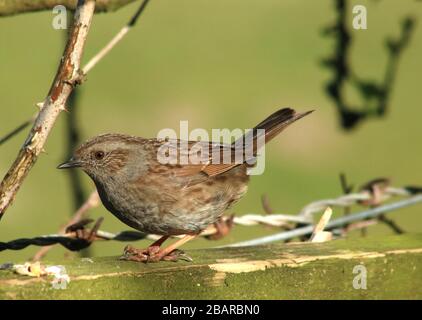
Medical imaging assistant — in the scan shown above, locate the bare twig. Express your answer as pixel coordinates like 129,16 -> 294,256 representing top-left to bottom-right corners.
60,190 -> 100,232
339,173 -> 353,230
339,173 -> 353,195
359,178 -> 387,236
83,0 -> 150,74
378,214 -> 404,234
0,0 -> 150,148
0,0 -> 137,17
261,194 -> 274,214
344,219 -> 378,233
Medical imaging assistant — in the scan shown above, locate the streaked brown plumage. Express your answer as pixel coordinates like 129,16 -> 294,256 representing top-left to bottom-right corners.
58,108 -> 312,262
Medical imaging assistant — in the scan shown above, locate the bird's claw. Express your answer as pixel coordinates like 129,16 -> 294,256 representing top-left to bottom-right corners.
158,249 -> 193,262
120,245 -> 149,262
120,245 -> 192,263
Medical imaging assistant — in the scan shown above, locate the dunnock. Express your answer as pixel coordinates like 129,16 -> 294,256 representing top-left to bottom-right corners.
58,108 -> 312,262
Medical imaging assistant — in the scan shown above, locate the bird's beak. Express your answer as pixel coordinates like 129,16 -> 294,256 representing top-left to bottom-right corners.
57,158 -> 82,169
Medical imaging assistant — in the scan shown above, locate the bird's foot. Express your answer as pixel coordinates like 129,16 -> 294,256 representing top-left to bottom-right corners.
120,244 -> 157,262
120,245 -> 192,263
148,249 -> 193,262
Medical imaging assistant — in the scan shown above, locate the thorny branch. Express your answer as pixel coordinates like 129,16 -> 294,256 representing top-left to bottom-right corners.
0,0 -> 151,147
0,0 -> 152,221
0,0 -> 96,220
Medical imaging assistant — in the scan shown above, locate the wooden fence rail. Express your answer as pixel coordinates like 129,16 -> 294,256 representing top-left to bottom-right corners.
1,233 -> 422,299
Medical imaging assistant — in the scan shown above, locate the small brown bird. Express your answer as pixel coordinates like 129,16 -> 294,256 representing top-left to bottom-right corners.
58,108 -> 312,262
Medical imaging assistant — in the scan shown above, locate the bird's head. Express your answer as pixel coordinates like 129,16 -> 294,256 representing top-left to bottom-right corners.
57,133 -> 145,180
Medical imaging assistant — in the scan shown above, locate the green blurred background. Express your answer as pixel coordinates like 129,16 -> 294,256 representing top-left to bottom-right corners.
1,0 -> 421,262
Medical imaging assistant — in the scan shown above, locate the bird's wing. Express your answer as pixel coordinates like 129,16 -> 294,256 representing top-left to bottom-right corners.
152,139 -> 241,180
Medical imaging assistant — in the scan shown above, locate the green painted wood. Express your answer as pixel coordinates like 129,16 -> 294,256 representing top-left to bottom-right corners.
1,233 -> 422,299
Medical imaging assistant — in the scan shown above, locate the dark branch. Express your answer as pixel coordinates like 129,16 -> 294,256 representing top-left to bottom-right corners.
0,116 -> 34,146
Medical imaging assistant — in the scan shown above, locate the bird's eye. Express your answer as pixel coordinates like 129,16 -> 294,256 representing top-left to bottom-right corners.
94,151 -> 105,160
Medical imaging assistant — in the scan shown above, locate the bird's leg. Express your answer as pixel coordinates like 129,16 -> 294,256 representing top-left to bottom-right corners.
121,235 -> 169,262
148,234 -> 197,262
148,235 -> 170,254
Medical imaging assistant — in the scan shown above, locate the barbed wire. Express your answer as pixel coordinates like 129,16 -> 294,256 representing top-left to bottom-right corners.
0,185 -> 420,253
298,187 -> 412,220
224,194 -> 422,247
